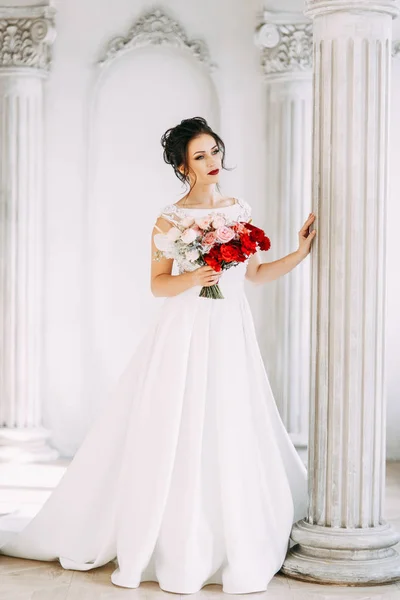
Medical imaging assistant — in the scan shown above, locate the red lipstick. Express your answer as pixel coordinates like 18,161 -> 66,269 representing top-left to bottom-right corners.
208,169 -> 219,175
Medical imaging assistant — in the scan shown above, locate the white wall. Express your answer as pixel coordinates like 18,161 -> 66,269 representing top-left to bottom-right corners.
2,0 -> 399,458
40,0 -> 269,455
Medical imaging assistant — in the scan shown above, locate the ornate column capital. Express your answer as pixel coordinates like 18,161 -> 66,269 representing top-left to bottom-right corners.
305,0 -> 399,18
255,11 -> 313,80
0,5 -> 56,73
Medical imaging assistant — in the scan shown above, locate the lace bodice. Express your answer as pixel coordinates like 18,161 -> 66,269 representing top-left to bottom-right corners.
158,197 -> 252,224
157,198 -> 252,298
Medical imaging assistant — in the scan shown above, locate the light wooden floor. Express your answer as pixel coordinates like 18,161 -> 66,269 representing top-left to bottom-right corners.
0,460 -> 399,599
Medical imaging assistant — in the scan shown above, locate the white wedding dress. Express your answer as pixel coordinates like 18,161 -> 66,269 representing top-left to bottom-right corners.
0,198 -> 308,594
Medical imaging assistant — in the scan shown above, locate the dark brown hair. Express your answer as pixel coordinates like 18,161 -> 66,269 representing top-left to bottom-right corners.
160,117 -> 230,192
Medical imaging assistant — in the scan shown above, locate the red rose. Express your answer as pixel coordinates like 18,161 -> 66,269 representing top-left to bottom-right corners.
205,245 -> 222,270
204,254 -> 222,271
240,234 -> 257,256
220,244 -> 241,262
249,227 -> 265,244
259,236 -> 271,251
231,245 -> 247,262
208,245 -> 220,259
244,222 -> 266,242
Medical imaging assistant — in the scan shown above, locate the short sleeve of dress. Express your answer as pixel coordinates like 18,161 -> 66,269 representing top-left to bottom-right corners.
157,204 -> 185,226
236,198 -> 252,222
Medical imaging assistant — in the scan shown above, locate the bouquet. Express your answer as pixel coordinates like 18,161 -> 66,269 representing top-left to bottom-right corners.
153,213 -> 271,299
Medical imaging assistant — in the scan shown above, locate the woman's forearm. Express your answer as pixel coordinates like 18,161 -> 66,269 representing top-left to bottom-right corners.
151,272 -> 195,297
253,250 -> 304,284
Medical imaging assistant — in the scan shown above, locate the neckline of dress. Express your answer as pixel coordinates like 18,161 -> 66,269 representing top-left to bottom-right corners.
173,198 -> 239,211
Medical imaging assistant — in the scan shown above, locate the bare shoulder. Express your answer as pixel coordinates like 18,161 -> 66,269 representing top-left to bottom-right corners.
153,203 -> 182,234
153,215 -> 174,234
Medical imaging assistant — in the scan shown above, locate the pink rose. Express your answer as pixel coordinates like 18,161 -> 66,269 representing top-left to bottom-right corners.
216,226 -> 235,243
202,231 -> 218,246
181,228 -> 199,244
232,222 -> 249,234
212,215 -> 226,229
195,216 -> 213,230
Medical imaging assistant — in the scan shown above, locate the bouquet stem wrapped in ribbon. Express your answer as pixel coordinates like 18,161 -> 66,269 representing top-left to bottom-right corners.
153,213 -> 271,299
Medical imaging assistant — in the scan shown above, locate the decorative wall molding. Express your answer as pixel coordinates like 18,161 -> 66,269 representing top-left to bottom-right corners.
98,9 -> 216,71
255,12 -> 313,77
0,6 -> 56,72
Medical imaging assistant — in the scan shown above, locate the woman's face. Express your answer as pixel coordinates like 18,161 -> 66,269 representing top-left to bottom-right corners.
180,133 -> 222,186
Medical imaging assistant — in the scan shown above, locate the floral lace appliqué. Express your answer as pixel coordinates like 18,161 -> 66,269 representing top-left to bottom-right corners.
158,198 -> 252,223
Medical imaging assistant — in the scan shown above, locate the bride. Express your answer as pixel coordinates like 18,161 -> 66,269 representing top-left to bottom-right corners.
0,116 -> 316,595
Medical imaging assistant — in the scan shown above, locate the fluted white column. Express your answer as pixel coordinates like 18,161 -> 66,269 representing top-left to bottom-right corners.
0,6 -> 58,461
282,0 -> 400,584
255,12 -> 312,452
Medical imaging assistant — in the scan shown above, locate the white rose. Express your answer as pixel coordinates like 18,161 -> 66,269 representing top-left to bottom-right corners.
212,215 -> 226,228
195,216 -> 213,230
166,226 -> 182,242
186,249 -> 200,262
180,228 -> 198,244
180,216 -> 195,228
153,234 -> 172,252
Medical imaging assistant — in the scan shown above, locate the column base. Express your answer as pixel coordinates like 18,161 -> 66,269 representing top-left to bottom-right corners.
0,427 -> 59,462
282,520 -> 400,585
